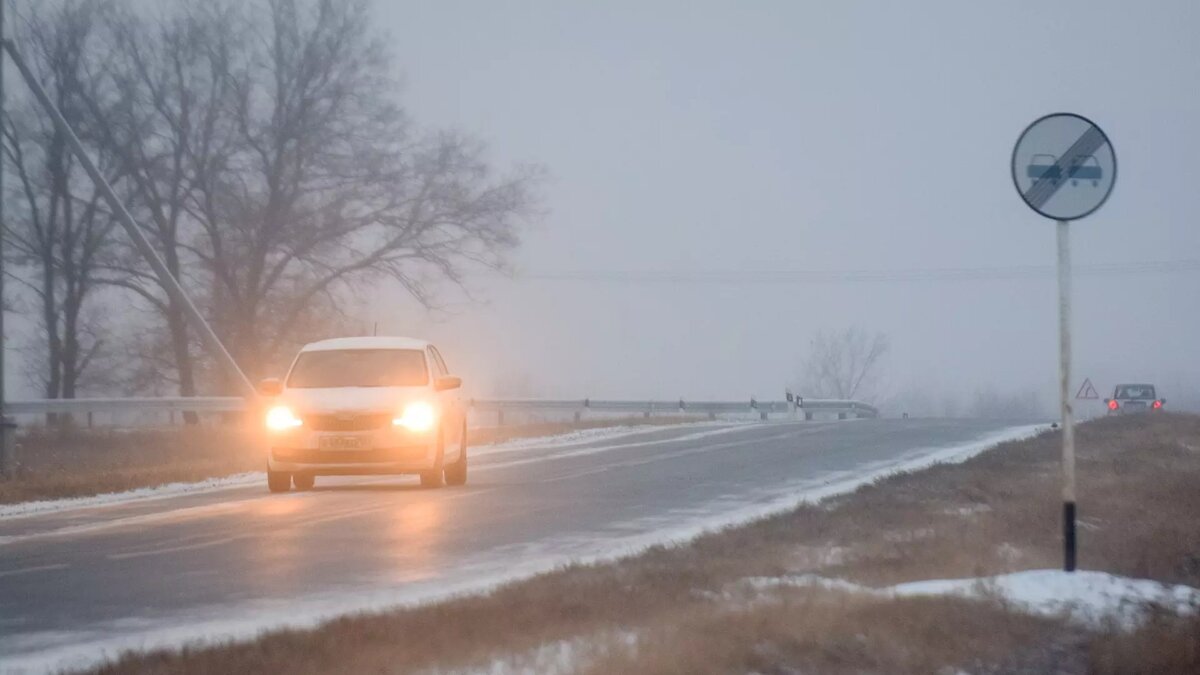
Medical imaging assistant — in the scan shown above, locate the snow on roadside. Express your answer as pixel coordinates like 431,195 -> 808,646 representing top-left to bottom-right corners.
740,570 -> 1200,629
892,570 -> 1200,628
0,472 -> 264,520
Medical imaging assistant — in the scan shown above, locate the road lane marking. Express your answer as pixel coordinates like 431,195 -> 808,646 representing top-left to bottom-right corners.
476,423 -> 786,471
537,428 -> 825,483
0,563 -> 68,578
107,536 -> 242,561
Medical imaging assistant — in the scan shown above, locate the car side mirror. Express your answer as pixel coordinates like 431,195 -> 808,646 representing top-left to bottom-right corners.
434,376 -> 462,392
1160,398 -> 1167,405
1103,398 -> 1110,404
258,378 -> 283,397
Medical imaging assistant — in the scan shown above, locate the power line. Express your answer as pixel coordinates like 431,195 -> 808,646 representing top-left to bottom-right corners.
519,260 -> 1200,285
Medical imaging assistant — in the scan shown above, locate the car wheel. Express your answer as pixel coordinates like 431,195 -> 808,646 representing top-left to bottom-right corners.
420,427 -> 446,488
292,472 -> 315,491
445,422 -> 468,486
267,470 -> 291,493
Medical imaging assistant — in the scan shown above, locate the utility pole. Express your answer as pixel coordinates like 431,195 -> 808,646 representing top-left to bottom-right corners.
0,0 -> 16,478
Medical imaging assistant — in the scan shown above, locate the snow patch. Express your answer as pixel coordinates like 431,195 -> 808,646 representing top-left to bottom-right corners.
891,570 -> 1200,628
740,570 -> 1200,629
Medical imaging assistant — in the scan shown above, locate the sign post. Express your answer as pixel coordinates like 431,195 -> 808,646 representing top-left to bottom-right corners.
1012,113 -> 1116,572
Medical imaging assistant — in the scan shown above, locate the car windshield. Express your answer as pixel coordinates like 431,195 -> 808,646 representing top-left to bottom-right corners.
1115,385 -> 1156,400
287,349 -> 428,388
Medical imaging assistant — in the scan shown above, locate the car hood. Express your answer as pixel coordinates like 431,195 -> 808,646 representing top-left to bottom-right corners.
281,386 -> 430,414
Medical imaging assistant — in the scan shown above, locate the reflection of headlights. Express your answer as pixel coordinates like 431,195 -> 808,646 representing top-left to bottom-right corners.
394,401 -> 436,431
266,405 -> 303,431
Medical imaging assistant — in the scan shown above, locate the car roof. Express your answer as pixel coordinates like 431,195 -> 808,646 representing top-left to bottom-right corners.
1115,383 -> 1155,388
299,336 -> 432,352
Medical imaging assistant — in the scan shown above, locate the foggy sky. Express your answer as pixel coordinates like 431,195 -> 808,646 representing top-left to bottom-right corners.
13,1 -> 1200,413
361,0 -> 1200,411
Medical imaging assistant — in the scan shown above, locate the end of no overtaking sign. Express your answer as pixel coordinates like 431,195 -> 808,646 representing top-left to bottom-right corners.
1012,112 -> 1116,222
1012,112 -> 1116,575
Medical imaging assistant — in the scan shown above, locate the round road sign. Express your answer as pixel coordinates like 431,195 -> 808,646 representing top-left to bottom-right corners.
1011,113 -> 1116,221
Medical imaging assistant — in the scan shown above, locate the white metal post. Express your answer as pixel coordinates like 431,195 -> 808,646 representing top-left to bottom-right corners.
1057,219 -> 1077,571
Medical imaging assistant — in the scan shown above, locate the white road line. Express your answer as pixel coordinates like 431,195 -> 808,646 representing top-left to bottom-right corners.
538,428 -> 819,483
0,563 -> 68,578
107,537 -> 242,561
477,423 -> 780,471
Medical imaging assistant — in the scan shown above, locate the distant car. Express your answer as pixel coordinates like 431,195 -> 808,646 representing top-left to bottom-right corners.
258,337 -> 468,492
1105,383 -> 1165,415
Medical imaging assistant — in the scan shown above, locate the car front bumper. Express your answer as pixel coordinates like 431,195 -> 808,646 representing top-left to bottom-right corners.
266,426 -> 438,474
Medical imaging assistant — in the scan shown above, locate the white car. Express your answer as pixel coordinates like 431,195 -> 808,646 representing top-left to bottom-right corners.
258,337 -> 468,492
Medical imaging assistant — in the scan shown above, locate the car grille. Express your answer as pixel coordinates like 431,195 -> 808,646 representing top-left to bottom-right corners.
304,412 -> 391,431
272,447 -> 426,464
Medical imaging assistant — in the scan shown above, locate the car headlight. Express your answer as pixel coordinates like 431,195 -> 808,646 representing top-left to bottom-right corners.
394,401 -> 436,432
266,405 -> 303,431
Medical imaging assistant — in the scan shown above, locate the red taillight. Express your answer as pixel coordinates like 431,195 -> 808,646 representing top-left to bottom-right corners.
1108,400 -> 1119,410
1153,400 -> 1163,410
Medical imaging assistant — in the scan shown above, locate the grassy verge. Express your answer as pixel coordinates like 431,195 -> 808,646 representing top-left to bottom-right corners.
93,414 -> 1200,674
0,415 -> 702,505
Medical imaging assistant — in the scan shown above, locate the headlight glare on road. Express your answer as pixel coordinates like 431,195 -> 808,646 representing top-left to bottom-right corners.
394,401 -> 436,432
266,405 -> 303,431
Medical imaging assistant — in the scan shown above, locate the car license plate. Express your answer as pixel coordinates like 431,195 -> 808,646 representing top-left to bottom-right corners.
319,435 -> 365,451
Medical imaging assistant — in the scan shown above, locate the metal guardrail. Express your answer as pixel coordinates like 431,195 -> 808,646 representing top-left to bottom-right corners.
5,396 -> 879,420
4,397 -> 241,415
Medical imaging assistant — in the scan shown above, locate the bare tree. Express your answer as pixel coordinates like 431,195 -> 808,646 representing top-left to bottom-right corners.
191,0 -> 539,382
2,0 -> 121,402
92,0 -> 539,390
6,0 -> 540,399
84,2 -> 242,406
799,326 -> 889,402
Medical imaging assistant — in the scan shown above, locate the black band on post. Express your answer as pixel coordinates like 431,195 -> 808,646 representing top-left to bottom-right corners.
1063,501 -> 1077,572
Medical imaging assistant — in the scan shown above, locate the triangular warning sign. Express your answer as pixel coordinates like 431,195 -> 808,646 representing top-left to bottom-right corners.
1075,378 -> 1100,400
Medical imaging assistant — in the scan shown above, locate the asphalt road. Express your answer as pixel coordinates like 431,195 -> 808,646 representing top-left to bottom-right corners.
0,418 -> 1039,671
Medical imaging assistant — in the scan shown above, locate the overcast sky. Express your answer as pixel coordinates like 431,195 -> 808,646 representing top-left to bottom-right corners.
355,0 -> 1200,411
10,1 -> 1196,414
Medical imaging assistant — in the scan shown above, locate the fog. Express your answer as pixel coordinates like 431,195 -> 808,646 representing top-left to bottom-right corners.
9,1 -> 1200,415
349,1 -> 1199,413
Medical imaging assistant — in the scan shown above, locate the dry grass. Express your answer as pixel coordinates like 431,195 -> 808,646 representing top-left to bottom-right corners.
91,414 -> 1200,674
0,415 -> 702,505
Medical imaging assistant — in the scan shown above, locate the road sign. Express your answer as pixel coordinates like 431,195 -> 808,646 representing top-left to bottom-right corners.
1012,112 -> 1117,574
1075,378 -> 1099,400
1012,113 -> 1116,221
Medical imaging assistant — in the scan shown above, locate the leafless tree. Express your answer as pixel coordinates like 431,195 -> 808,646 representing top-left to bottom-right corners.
1,0 -> 122,402
6,0 -> 540,399
83,2 -> 243,405
799,326 -> 889,402
93,0 -> 540,390
192,0 -> 539,382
